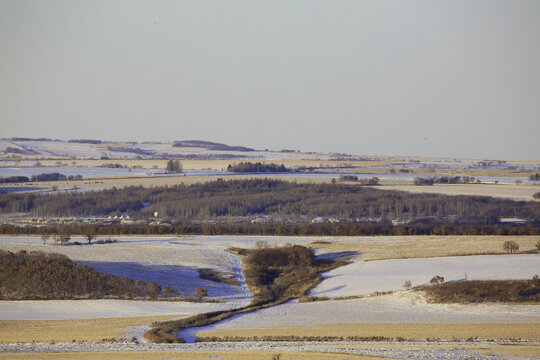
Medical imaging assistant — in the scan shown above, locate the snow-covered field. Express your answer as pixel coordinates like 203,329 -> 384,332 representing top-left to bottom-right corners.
0,300 -> 232,321
186,253 -> 540,339
1,235 -> 538,337
193,292 -> 540,336
310,255 -> 540,298
0,166 -> 159,178
2,139 -> 335,161
0,236 -> 256,320
8,140 -> 105,158
0,235 -> 321,321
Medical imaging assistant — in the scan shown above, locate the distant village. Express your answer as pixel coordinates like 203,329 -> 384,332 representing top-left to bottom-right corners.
27,214 -> 171,227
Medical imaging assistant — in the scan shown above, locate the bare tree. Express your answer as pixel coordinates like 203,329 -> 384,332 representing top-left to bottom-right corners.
503,241 -> 519,254
58,229 -> 71,245
84,228 -> 96,245
40,231 -> 49,245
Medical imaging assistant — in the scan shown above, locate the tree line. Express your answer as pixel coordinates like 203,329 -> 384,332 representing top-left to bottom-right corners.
227,162 -> 289,173
1,221 -> 538,237
0,173 -> 82,183
0,179 -> 539,223
414,176 -> 479,186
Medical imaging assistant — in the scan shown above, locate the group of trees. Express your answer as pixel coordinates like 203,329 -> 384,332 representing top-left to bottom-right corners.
338,175 -> 358,182
243,244 -> 323,304
31,173 -> 81,182
166,160 -> 183,173
227,162 -> 289,173
0,176 -> 30,184
338,176 -> 380,186
1,179 -> 539,224
414,176 -> 478,186
0,173 -> 83,183
99,163 -> 126,168
0,250 -> 179,299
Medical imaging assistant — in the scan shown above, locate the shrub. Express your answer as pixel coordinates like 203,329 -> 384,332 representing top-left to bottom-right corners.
255,240 -> 269,249
195,287 -> 208,300
534,192 -> 540,199
503,240 -> 519,254
403,280 -> 412,290
430,275 -> 444,286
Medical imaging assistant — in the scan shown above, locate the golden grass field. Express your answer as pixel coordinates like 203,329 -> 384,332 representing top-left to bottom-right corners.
309,235 -> 540,261
197,323 -> 540,342
0,316 -> 180,344
0,351 -> 391,360
471,344 -> 540,358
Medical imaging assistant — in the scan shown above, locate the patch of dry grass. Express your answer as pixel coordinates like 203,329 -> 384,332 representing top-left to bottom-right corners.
0,315 -> 181,343
310,235 -> 540,261
0,351 -> 390,360
471,344 -> 540,358
198,323 -> 540,342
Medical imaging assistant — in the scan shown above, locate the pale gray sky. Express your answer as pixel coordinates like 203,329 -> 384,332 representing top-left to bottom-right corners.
1,0 -> 539,159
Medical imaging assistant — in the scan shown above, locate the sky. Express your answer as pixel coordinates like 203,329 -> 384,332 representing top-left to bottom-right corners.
1,0 -> 539,160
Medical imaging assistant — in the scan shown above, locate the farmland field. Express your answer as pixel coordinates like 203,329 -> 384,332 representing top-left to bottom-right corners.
0,234 -> 538,359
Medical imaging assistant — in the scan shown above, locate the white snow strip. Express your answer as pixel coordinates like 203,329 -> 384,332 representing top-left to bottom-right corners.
193,292 -> 540,334
0,300 -> 233,320
310,255 -> 540,298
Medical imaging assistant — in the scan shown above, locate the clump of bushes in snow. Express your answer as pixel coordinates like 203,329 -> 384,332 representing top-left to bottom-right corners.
0,250 -> 178,300
418,276 -> 540,303
144,244 -> 347,344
